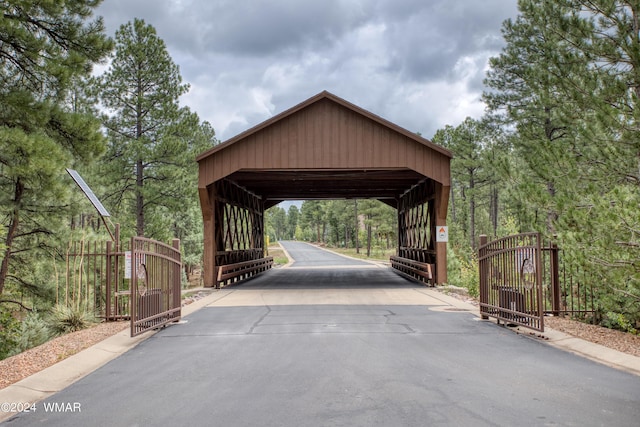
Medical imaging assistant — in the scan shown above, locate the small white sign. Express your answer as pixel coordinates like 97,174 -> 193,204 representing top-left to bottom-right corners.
124,251 -> 132,279
436,226 -> 449,243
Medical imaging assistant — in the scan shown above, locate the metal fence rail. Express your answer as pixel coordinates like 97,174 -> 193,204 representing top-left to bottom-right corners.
540,243 -> 595,319
390,256 -> 433,285
130,237 -> 182,337
61,240 -> 108,316
479,233 -> 596,333
60,225 -> 182,336
216,256 -> 273,288
479,233 -> 545,331
60,234 -> 130,321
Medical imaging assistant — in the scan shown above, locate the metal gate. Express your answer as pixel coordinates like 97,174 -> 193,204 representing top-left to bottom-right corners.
130,237 -> 182,337
479,233 -> 544,331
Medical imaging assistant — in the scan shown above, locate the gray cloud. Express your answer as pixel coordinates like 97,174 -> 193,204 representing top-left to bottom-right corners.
95,0 -> 519,140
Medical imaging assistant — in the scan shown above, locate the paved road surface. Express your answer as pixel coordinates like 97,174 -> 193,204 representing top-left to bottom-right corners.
280,240 -> 374,267
4,242 -> 639,426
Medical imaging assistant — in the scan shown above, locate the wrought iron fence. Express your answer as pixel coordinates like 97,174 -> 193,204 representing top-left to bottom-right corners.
479,233 -> 595,332
540,242 -> 595,320
60,225 -> 183,336
479,233 -> 545,331
130,236 -> 182,337
59,234 -> 130,320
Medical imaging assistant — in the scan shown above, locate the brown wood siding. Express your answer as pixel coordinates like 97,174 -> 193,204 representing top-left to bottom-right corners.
198,96 -> 451,187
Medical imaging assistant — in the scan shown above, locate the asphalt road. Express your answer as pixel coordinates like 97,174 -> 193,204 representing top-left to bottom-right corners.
280,240 -> 374,267
4,242 -> 640,426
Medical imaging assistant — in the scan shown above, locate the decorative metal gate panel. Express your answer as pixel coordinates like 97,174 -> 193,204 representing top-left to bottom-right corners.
130,237 -> 182,337
479,233 -> 544,331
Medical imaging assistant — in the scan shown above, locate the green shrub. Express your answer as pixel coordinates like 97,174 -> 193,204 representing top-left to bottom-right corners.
602,312 -> 638,335
0,309 -> 20,360
447,243 -> 479,298
8,311 -> 52,357
48,305 -> 96,336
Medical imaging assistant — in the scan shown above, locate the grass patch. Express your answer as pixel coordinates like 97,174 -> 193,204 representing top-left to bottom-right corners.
326,246 -> 395,262
268,246 -> 290,265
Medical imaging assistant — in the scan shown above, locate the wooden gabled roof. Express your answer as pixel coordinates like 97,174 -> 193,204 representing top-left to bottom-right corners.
197,91 -> 451,205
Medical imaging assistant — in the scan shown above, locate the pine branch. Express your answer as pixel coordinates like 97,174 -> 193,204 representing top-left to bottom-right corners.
0,299 -> 33,311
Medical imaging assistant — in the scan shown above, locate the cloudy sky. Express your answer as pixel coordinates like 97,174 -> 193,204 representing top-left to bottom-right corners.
95,0 -> 520,142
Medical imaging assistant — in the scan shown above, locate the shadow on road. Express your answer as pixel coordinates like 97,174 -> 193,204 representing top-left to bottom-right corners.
230,266 -> 420,290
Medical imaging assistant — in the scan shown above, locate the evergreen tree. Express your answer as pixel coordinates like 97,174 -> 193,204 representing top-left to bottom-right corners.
483,0 -> 582,234
265,206 -> 287,241
433,118 -> 494,250
552,0 -> 640,322
0,0 -> 112,298
484,0 -> 640,328
300,201 -> 326,243
286,205 -> 300,240
98,18 -> 192,238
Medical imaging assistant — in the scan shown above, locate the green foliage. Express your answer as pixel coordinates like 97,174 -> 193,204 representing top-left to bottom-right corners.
296,199 -> 396,255
98,19 -> 215,239
446,243 -> 479,298
475,0 -> 640,329
8,311 -> 52,357
300,201 -> 326,242
602,312 -> 638,335
433,118 -> 509,249
0,0 -> 111,301
48,305 -> 96,336
286,206 -> 300,240
266,207 -> 287,241
0,308 -> 20,360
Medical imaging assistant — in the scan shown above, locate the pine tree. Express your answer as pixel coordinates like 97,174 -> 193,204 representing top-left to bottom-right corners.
433,118 -> 494,250
0,0 -> 111,297
98,18 -> 192,238
484,0 -> 640,328
286,205 -> 300,240
483,0 -> 584,234
300,201 -> 326,243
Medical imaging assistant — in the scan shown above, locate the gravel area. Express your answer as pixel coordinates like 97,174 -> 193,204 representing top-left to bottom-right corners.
0,321 -> 128,390
544,316 -> 640,357
1,289 -> 638,391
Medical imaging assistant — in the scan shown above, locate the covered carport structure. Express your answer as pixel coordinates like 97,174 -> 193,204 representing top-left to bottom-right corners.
196,91 -> 451,287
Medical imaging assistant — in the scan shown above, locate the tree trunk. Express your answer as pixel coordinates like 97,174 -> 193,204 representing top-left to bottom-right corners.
345,224 -> 349,248
354,200 -> 360,254
469,172 -> 476,250
322,223 -> 327,244
0,179 -> 24,296
491,185 -> 499,237
546,181 -> 557,234
135,83 -> 144,237
450,185 -> 456,222
136,159 -> 144,236
366,216 -> 372,257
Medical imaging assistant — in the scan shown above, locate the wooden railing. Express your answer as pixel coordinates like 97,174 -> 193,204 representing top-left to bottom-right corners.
390,256 -> 433,285
216,257 -> 274,288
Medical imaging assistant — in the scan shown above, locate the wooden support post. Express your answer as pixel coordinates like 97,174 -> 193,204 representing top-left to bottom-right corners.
199,186 -> 216,287
434,183 -> 450,285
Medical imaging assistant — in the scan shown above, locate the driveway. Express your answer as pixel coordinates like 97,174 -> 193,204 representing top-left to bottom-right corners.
4,242 -> 639,426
